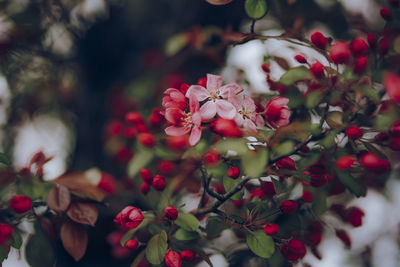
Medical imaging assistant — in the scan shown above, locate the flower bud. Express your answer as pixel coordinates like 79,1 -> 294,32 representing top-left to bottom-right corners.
124,239 -> 139,250
329,41 -> 351,64
125,112 -> 144,124
227,167 -> 240,179
311,31 -> 328,49
180,250 -> 195,261
280,200 -> 299,214
114,206 -> 144,229
140,168 -> 153,183
165,250 -> 182,267
280,239 -> 306,261
294,54 -> 307,64
152,175 -> 166,191
346,125 -> 363,140
264,223 -> 279,235
138,133 -> 156,148
9,195 -> 32,214
140,183 -> 150,195
310,61 -> 325,78
164,206 -> 178,220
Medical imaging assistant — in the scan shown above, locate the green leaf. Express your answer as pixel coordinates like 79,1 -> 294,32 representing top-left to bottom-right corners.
131,250 -> 146,267
278,169 -> 310,183
319,131 -> 336,149
11,231 -> 23,249
335,170 -> 366,197
246,230 -> 275,259
361,141 -> 388,160
174,229 -> 199,241
241,149 -> 268,178
374,110 -> 398,131
127,149 -> 154,178
353,85 -> 380,103
271,141 -> 295,159
165,33 -> 187,57
223,176 -> 244,200
205,216 -> 226,239
145,230 -> 168,265
215,138 -> 248,156
0,245 -> 8,262
244,0 -> 268,19
279,66 -> 312,86
312,190 -> 327,216
0,153 -> 11,166
305,90 -> 324,108
26,230 -> 55,267
326,111 -> 344,130
175,213 -> 200,232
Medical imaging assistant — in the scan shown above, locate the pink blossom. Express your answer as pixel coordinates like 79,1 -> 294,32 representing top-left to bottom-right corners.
185,74 -> 243,121
162,88 -> 187,111
165,94 -> 202,146
230,94 -> 264,133
265,97 -> 291,128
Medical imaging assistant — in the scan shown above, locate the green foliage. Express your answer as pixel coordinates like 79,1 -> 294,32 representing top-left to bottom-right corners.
279,66 -> 312,86
11,231 -> 23,249
215,138 -> 249,156
0,153 -> 11,166
271,141 -> 295,159
244,0 -> 268,19
241,149 -> 268,178
223,176 -> 244,200
175,213 -> 200,231
127,148 -> 154,178
335,169 -> 366,197
174,229 -> 199,241
246,230 -> 275,259
145,230 -> 168,265
26,227 -> 55,267
205,216 -> 226,238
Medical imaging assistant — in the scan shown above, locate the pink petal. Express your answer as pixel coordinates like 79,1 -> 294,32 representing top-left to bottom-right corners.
200,101 -> 217,121
219,83 -> 243,98
267,97 -> 289,110
189,126 -> 202,146
234,113 -> 245,127
165,126 -> 190,136
189,93 -> 200,113
192,111 -> 202,126
206,74 -> 222,93
215,100 -> 237,120
227,90 -> 240,110
243,119 -> 257,134
186,85 -> 209,101
242,94 -> 256,112
165,108 -> 184,124
254,114 -> 265,127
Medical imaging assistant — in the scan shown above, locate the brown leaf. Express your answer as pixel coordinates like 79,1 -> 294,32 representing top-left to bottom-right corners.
67,202 -> 98,226
54,172 -> 105,202
274,56 -> 291,71
61,220 -> 88,261
205,0 -> 233,5
47,184 -> 71,212
0,169 -> 15,188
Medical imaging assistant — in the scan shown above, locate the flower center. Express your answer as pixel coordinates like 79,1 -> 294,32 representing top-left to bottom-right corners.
181,112 -> 193,127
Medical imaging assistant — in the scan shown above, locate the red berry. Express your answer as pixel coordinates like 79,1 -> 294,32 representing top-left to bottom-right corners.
124,127 -> 136,139
157,160 -> 175,175
367,33 -> 376,48
280,200 -> 298,214
276,157 -> 296,170
353,55 -> 368,75
351,38 -> 369,55
204,150 -> 220,166
140,183 -> 150,195
329,41 -> 351,64
294,54 -> 307,64
140,169 -> 153,183
138,133 -> 156,148
261,181 -> 276,197
336,230 -> 351,248
346,125 -> 363,140
197,77 -> 207,88
227,167 -> 240,179
346,207 -> 365,227
0,223 -> 13,245
9,195 -> 32,213
264,223 -> 279,235
310,61 -> 325,78
380,7 -> 392,21
301,190 -> 313,202
165,250 -> 182,267
378,37 -> 389,55
261,63 -> 271,73
180,250 -> 195,261
125,239 -> 139,250
215,184 -> 226,195
311,31 -> 328,49
114,206 -> 144,229
164,206 -> 178,220
125,112 -> 144,124
152,175 -> 166,191
98,172 -> 116,195
280,239 -> 307,261
337,155 -> 356,170
390,137 -> 400,150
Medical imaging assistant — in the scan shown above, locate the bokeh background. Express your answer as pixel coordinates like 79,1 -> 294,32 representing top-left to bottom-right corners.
1,0 -> 399,266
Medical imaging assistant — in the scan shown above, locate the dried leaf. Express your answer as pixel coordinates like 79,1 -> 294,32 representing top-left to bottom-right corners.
274,56 -> 290,70
54,172 -> 105,202
47,184 -> 71,212
61,220 -> 88,261
67,202 -> 98,226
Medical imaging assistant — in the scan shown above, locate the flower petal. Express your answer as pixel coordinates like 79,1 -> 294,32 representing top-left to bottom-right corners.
243,119 -> 257,134
242,94 -> 256,113
200,101 -> 217,121
206,74 -> 222,93
189,93 -> 200,113
254,114 -> 265,127
186,85 -> 209,101
192,111 -> 202,126
165,108 -> 184,124
189,126 -> 202,146
216,100 -> 237,120
219,83 -> 243,98
165,126 -> 190,136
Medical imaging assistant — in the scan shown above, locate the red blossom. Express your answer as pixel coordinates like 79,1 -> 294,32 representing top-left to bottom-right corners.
114,206 -> 144,229
264,223 -> 279,235
311,31 -> 328,49
164,206 -> 178,220
280,239 -> 307,261
329,41 -> 351,64
265,97 -> 291,128
165,250 -> 182,267
9,195 -> 32,214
